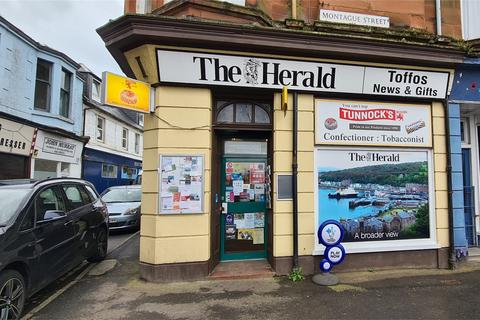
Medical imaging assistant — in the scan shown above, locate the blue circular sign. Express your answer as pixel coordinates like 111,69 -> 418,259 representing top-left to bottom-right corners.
319,258 -> 332,273
318,220 -> 345,247
324,244 -> 346,265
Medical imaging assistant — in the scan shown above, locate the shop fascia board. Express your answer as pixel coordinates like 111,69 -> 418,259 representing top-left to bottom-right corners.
0,111 -> 89,144
97,15 -> 465,79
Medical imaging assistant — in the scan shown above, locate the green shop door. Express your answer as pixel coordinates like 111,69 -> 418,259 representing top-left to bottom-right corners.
221,157 -> 267,260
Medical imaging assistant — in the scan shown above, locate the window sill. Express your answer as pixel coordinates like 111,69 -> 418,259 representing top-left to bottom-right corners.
32,110 -> 74,124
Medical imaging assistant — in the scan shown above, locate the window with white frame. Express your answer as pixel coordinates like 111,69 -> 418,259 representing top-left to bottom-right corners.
96,116 -> 105,142
92,79 -> 101,102
122,128 -> 129,150
34,59 -> 52,111
60,69 -> 72,118
461,118 -> 470,144
135,133 -> 140,154
138,113 -> 144,126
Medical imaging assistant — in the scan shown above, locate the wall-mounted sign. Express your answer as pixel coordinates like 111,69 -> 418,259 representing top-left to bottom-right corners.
0,118 -> 35,157
320,9 -> 390,28
34,130 -> 82,164
101,71 -> 152,113
156,49 -> 450,99
159,155 -> 204,214
42,137 -> 76,158
315,100 -> 432,147
315,148 -> 433,254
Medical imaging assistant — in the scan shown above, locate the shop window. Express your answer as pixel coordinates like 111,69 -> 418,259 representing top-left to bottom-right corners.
33,159 -> 57,180
121,166 -> 138,180
92,79 -> 101,102
215,102 -> 271,126
97,116 -> 105,142
60,69 -> 72,118
122,128 -> 129,150
34,59 -> 52,111
61,162 -> 70,177
102,163 -> 117,178
135,133 -> 140,154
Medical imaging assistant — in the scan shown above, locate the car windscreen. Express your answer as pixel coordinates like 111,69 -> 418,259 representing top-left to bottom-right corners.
0,189 -> 30,226
102,188 -> 141,203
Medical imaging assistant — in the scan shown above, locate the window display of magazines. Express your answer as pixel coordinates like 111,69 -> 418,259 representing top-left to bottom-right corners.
159,155 -> 204,214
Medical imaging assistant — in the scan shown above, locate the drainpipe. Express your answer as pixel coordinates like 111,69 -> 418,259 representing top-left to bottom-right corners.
292,92 -> 299,269
435,0 -> 442,35
444,100 -> 456,269
291,0 -> 297,19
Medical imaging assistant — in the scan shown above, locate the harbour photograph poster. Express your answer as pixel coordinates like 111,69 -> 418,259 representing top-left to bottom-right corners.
316,148 -> 431,244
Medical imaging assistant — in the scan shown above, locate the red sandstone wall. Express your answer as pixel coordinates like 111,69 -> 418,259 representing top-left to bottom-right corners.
125,0 -> 462,39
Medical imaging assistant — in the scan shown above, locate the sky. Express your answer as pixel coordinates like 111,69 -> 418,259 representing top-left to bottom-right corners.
0,0 -> 125,76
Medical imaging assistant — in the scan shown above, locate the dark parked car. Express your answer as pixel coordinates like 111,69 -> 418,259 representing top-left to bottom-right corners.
101,185 -> 141,231
0,178 -> 108,319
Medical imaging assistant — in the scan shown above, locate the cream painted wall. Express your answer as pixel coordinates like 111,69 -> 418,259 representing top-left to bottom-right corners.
432,102 -> 449,247
272,93 -> 316,257
140,86 -> 212,265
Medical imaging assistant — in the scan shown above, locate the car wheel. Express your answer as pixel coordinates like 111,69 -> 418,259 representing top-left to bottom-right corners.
88,227 -> 108,263
0,270 -> 26,320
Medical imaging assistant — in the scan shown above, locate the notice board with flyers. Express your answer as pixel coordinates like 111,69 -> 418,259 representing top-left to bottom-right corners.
159,155 -> 204,214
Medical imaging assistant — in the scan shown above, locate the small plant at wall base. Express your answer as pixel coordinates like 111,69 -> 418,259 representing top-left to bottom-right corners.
288,267 -> 305,282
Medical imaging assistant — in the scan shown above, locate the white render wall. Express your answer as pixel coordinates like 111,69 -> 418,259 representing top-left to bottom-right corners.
84,107 -> 143,160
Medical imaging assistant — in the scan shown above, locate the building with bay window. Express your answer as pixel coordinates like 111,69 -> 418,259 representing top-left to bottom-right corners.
97,0 -> 472,281
0,16 -> 86,180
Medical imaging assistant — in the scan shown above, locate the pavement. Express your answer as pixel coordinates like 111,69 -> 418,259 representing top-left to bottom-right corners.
22,230 -> 138,318
26,234 -> 480,320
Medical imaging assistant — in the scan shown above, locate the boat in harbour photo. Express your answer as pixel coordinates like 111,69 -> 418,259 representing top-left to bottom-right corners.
328,187 -> 358,199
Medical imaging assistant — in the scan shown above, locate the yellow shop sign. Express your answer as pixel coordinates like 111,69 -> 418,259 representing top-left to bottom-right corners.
101,72 -> 151,113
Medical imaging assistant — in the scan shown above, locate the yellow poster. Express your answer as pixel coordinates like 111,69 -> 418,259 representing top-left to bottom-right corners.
102,72 -> 151,113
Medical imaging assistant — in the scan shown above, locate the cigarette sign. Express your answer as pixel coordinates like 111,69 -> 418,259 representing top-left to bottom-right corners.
315,100 -> 432,147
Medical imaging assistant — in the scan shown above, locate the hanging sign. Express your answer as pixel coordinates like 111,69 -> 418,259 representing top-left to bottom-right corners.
157,49 -> 450,99
101,71 -> 152,113
315,100 -> 432,147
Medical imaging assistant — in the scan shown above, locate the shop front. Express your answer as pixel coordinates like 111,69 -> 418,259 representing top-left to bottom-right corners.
98,13 -> 465,281
449,60 -> 480,250
31,130 -> 84,179
0,116 -> 35,179
83,147 -> 143,193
